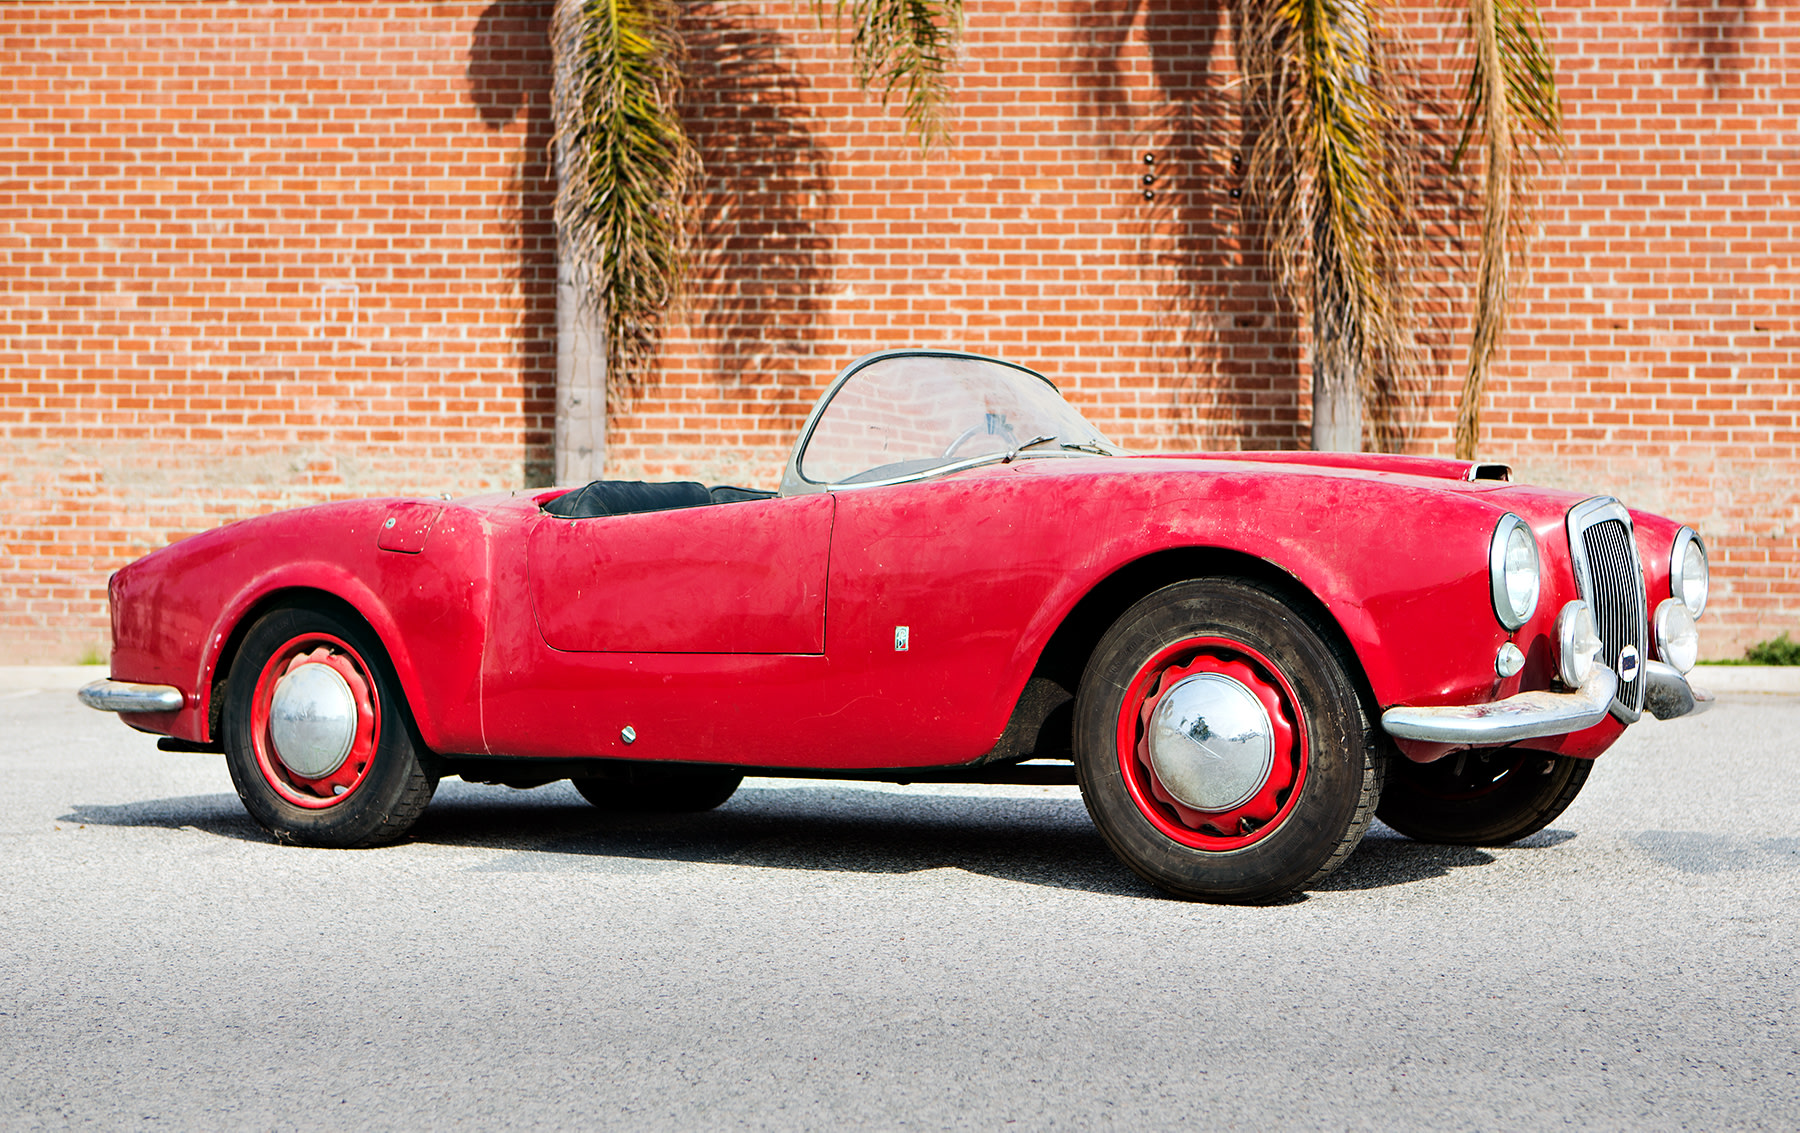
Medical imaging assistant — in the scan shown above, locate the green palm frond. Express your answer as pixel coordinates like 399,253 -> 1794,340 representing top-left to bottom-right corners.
1234,0 -> 1422,448
820,0 -> 964,150
1453,0 -> 1563,459
551,0 -> 700,390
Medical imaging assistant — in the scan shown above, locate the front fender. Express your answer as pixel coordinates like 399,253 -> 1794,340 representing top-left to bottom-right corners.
109,500 -> 492,752
1019,460 -> 1590,715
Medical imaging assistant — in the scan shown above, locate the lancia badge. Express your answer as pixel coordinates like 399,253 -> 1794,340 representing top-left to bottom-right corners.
1617,644 -> 1641,682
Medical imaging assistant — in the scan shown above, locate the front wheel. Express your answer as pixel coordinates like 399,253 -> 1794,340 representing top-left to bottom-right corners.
222,606 -> 436,847
1074,579 -> 1381,903
1377,749 -> 1592,845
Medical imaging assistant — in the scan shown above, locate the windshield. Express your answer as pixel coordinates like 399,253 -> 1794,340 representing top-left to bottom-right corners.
788,353 -> 1120,491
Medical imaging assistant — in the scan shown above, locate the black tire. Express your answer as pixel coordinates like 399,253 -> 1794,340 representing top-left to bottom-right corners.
222,606 -> 437,847
1074,578 -> 1381,903
1377,749 -> 1592,845
572,764 -> 743,813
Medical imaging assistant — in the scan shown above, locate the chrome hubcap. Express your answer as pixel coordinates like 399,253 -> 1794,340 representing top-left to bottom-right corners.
1146,673 -> 1276,813
268,662 -> 358,780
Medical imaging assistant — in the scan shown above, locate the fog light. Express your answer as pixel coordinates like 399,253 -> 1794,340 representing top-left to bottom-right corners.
1556,601 -> 1603,687
1495,641 -> 1525,678
1654,598 -> 1700,674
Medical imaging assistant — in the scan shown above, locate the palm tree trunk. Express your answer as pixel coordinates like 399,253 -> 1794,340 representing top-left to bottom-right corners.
554,216 -> 607,486
1310,217 -> 1364,453
551,29 -> 607,486
1311,368 -> 1364,452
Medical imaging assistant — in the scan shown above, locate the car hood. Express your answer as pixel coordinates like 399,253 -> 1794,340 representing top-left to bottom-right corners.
1168,449 -> 1515,488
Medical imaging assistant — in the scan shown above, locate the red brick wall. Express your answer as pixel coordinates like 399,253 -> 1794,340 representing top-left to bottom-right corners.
0,2 -> 558,662
2,0 -> 1793,663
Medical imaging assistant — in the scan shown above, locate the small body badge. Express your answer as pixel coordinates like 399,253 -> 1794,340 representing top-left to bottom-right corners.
1616,644 -> 1641,682
894,626 -> 910,652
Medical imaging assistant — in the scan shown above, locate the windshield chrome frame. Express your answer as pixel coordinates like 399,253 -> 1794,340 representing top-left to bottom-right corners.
779,349 -> 1085,496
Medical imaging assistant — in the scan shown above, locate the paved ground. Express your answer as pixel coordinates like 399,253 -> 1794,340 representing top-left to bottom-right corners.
2,683 -> 1795,1130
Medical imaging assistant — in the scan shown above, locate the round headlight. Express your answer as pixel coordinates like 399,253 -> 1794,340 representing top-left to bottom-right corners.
1670,528 -> 1708,618
1489,513 -> 1541,630
1654,598 -> 1700,674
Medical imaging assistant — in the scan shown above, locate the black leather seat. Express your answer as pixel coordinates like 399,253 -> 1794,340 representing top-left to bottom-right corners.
542,480 -> 711,519
542,480 -> 777,518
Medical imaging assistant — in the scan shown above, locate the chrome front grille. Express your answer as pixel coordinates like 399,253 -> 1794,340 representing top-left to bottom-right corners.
1567,498 -> 1649,721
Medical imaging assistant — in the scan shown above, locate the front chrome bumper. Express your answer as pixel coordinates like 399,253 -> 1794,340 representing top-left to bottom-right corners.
1380,664 -> 1714,746
1641,659 -> 1716,721
78,679 -> 184,714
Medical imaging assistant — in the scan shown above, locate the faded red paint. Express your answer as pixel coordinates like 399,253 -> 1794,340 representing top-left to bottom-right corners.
104,448 -> 1666,771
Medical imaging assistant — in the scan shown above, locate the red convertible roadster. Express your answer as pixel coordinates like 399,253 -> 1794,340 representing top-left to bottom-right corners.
81,350 -> 1714,902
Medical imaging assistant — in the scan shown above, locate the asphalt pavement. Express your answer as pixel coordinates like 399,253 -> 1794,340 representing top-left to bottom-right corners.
1,678 -> 1795,1130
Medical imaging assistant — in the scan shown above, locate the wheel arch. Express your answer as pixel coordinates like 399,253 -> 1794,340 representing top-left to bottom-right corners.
1023,547 -> 1382,755
200,580 -> 434,752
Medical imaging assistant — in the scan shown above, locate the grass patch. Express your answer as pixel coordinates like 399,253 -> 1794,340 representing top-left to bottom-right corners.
1700,631 -> 1800,666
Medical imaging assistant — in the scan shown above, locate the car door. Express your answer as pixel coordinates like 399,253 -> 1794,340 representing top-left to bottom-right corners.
525,492 -> 835,654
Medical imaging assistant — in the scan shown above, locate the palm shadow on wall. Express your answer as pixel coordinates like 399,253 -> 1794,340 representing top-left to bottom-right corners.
1074,0 -> 1308,452
468,0 -> 561,488
678,4 -> 841,448
471,0 -> 838,471
1076,1 -> 1496,454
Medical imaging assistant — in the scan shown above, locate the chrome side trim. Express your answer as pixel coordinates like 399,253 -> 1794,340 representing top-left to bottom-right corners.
77,680 -> 184,714
1642,660 -> 1716,722
1380,667 -> 1618,745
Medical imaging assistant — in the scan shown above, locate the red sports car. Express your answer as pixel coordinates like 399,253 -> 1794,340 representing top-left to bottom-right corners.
81,350 -> 1714,902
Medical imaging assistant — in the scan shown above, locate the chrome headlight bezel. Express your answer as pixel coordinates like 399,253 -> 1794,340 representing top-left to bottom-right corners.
1489,513 -> 1541,631
1670,527 -> 1708,619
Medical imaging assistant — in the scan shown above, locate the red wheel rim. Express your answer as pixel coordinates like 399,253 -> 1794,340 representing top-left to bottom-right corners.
248,632 -> 380,809
1115,636 -> 1307,851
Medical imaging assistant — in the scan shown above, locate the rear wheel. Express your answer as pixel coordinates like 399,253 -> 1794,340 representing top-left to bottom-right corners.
572,765 -> 743,813
1377,749 -> 1591,845
1074,578 -> 1381,903
222,606 -> 436,847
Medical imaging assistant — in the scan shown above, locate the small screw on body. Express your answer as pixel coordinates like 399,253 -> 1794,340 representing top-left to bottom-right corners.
621,725 -> 637,745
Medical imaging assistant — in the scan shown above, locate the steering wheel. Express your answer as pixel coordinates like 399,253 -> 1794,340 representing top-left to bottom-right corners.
942,424 -> 986,458
943,417 -> 1025,458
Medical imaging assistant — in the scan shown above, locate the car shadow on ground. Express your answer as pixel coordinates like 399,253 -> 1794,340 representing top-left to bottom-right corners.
60,782 -> 1580,902
1318,826 -> 1574,891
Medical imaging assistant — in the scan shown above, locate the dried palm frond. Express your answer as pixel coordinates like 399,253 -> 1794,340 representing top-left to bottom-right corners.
551,0 -> 700,391
819,0 -> 964,150
1233,0 -> 1423,451
1452,0 -> 1563,459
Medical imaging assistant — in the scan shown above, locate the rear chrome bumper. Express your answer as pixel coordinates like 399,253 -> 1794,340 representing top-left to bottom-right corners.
1381,663 -> 1714,745
78,679 -> 184,714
